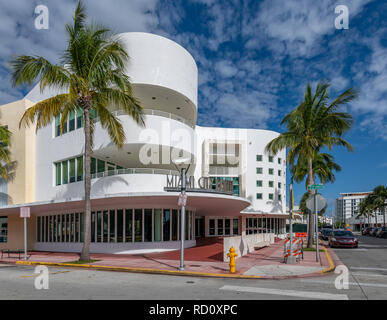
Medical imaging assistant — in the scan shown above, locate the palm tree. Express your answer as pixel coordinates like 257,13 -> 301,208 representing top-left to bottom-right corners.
0,123 -> 12,180
370,185 -> 387,227
266,81 -> 358,247
356,196 -> 375,230
10,1 -> 144,261
293,152 -> 339,234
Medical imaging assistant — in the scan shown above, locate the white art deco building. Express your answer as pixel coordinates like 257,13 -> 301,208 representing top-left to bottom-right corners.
0,32 -> 287,253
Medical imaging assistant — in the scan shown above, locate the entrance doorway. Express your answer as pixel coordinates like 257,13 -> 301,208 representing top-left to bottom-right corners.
195,217 -> 205,238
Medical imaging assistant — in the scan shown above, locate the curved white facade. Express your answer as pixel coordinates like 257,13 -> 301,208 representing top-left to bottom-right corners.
0,32 -> 288,253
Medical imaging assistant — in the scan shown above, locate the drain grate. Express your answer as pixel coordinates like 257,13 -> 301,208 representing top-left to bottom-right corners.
190,265 -> 202,267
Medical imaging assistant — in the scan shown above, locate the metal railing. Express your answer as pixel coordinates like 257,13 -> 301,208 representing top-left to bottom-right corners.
208,166 -> 239,175
94,109 -> 195,129
91,167 -> 179,179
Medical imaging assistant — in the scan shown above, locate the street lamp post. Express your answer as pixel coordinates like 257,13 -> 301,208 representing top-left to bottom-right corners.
172,156 -> 191,271
179,166 -> 186,271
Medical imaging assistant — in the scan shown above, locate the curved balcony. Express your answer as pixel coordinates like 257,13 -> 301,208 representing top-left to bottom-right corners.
95,109 -> 195,129
91,168 -> 179,179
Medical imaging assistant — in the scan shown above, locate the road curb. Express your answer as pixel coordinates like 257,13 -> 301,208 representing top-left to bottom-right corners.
14,248 -> 335,280
319,245 -> 336,274
15,260 -> 264,280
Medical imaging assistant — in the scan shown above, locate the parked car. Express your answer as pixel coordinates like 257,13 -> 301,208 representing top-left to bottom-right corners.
380,229 -> 387,238
362,227 -> 373,235
370,227 -> 381,236
376,227 -> 387,238
319,229 -> 332,240
328,229 -> 358,248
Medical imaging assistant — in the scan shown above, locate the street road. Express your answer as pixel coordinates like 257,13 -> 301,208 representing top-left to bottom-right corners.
0,235 -> 386,300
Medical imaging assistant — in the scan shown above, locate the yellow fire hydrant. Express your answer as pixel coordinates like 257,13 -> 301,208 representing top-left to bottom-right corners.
227,246 -> 238,273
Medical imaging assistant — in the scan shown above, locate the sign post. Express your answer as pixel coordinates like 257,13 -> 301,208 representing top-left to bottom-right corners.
20,207 -> 30,261
306,188 -> 326,263
287,183 -> 296,264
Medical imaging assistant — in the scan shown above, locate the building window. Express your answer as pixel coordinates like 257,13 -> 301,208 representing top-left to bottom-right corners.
163,209 -> 170,241
211,176 -> 239,196
55,115 -> 61,137
154,209 -> 162,241
69,158 -> 76,183
209,219 -> 215,235
256,168 -> 263,174
144,209 -> 152,242
172,209 -> 178,241
225,219 -> 231,235
269,193 -> 274,200
55,163 -> 61,186
256,155 -> 262,161
217,219 -> 223,235
0,216 -> 7,243
36,209 -> 194,244
76,107 -> 83,129
269,181 -> 274,188
134,209 -> 142,242
126,209 -> 133,242
256,193 -> 262,199
278,182 -> 281,189
278,195 -> 282,201
62,161 -> 68,184
278,170 -> 282,176
269,156 -> 273,162
278,158 -> 281,164
77,156 -> 83,181
269,168 -> 274,175
233,219 -> 239,235
69,111 -> 75,132
256,180 -> 262,187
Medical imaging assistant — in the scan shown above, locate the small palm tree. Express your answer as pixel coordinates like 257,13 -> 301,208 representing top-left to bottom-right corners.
266,81 -> 358,247
10,1 -> 144,261
291,152 -> 341,189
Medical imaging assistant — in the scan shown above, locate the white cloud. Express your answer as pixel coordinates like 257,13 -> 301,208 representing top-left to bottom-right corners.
243,0 -> 372,57
215,60 -> 238,78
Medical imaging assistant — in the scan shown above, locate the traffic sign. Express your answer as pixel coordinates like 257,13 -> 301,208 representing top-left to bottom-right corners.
306,194 -> 326,212
20,207 -> 30,218
178,194 -> 187,206
308,184 -> 324,190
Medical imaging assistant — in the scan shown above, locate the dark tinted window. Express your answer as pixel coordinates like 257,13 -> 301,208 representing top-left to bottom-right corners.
334,231 -> 353,237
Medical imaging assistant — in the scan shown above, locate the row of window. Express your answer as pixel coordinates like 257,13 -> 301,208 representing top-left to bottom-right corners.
256,180 -> 282,189
210,177 -> 240,196
0,216 -> 7,243
55,156 -> 124,186
246,217 -> 285,235
256,155 -> 282,164
54,109 -> 98,137
36,208 -> 195,243
256,193 -> 282,201
256,167 -> 283,176
208,218 -> 239,236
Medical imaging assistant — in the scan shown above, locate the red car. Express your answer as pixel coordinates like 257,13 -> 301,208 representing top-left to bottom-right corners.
328,230 -> 358,248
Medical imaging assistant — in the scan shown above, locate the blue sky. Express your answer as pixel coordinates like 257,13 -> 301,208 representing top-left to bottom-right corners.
0,0 -> 386,215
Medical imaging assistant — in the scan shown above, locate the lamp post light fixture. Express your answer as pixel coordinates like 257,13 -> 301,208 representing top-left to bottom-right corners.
172,155 -> 191,271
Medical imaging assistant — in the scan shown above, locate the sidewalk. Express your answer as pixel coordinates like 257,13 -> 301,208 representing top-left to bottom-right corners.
2,239 -> 335,279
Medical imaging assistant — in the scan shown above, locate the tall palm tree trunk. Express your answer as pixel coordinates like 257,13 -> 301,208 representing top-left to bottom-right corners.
307,157 -> 315,248
368,213 -> 370,227
80,103 -> 91,261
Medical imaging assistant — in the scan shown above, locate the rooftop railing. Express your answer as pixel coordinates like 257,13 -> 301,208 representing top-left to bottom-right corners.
91,167 -> 180,180
208,166 -> 240,175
